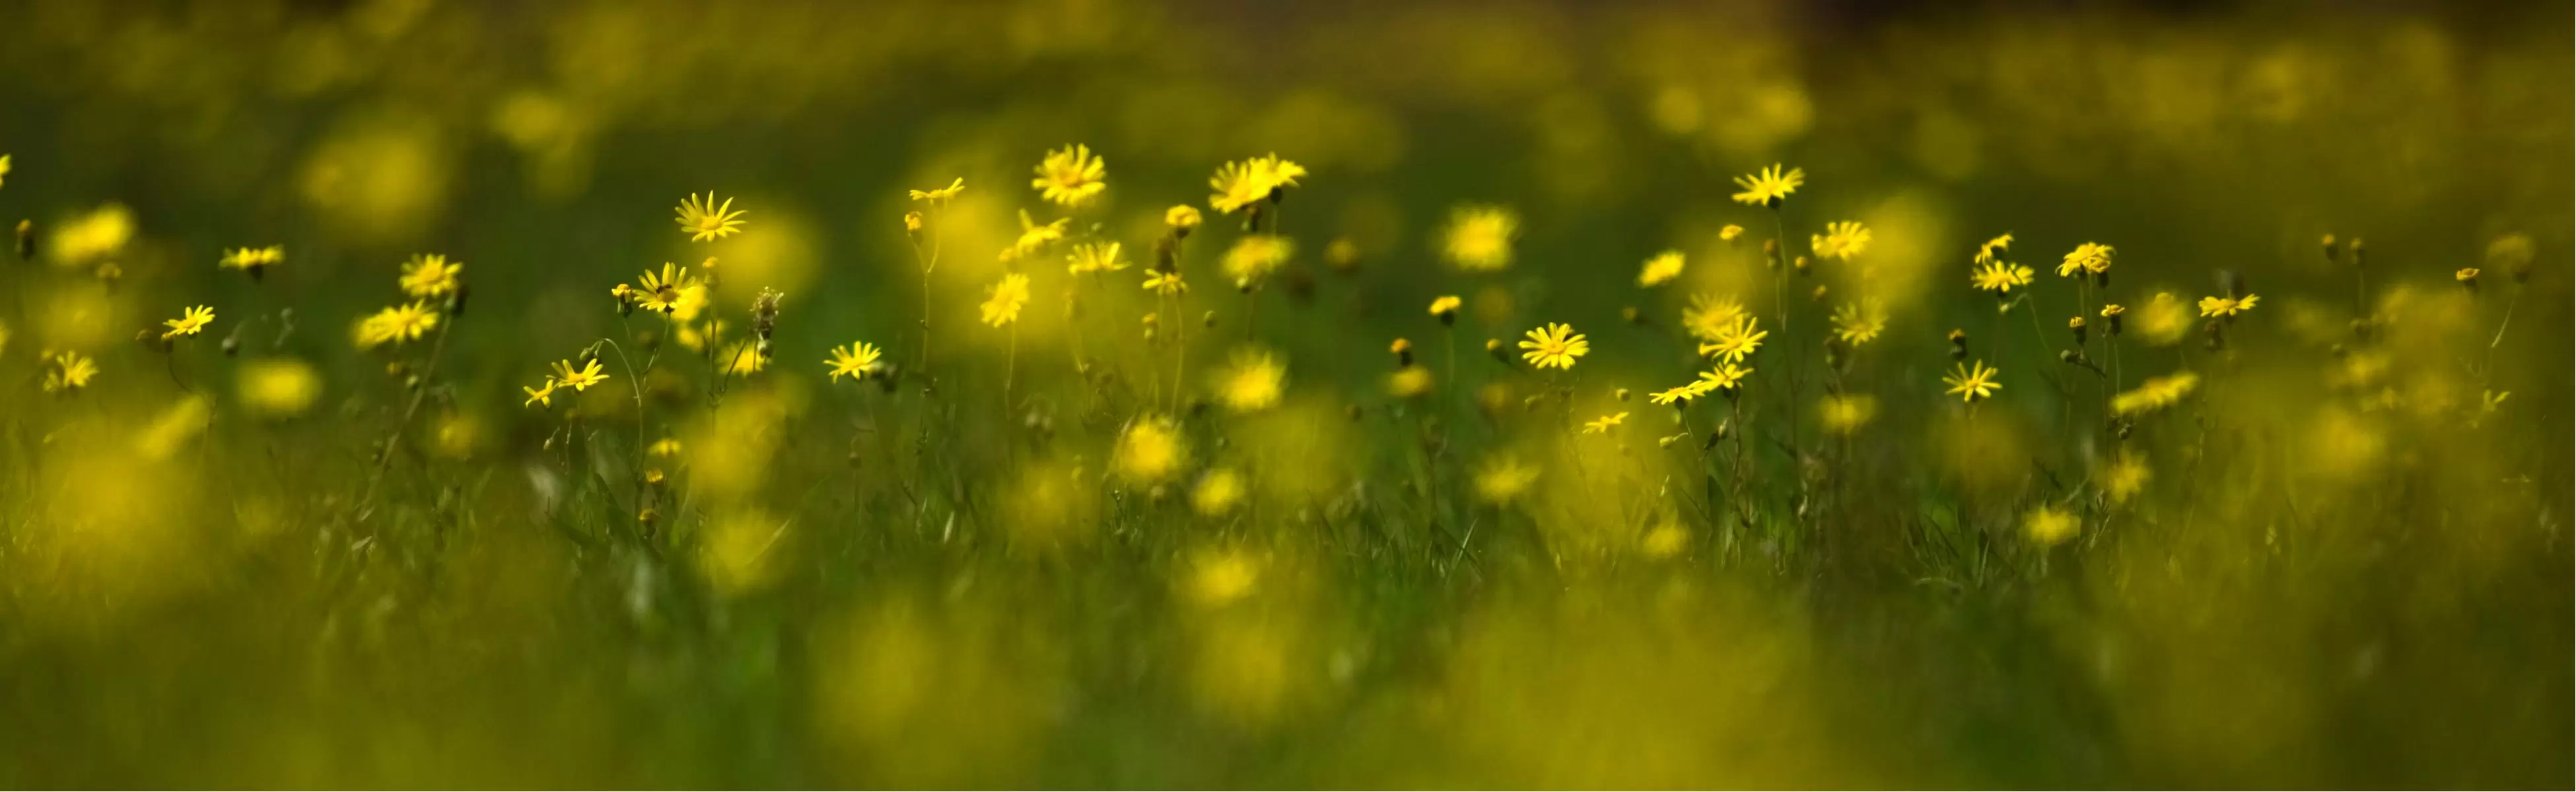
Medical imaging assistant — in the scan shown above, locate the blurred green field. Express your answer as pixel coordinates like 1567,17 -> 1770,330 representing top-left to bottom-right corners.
0,0 -> 2569,787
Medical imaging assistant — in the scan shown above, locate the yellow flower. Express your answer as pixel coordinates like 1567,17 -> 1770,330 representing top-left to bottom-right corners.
1114,417 -> 1188,483
1819,393 -> 1876,434
1830,298 -> 1886,345
1428,295 -> 1463,321
1943,360 -> 2002,402
1972,261 -> 2035,294
1207,154 -> 1307,214
1697,362 -> 1753,392
2101,304 -> 2125,318
1000,209 -> 1070,262
1221,234 -> 1294,284
1440,205 -> 1517,271
1697,315 -> 1766,363
1031,144 -> 1107,207
2110,372 -> 2199,416
981,273 -> 1031,327
42,350 -> 98,393
1974,233 -> 2013,265
650,438 -> 683,457
51,203 -> 133,267
1719,224 -> 1745,242
238,358 -> 321,416
1649,385 -> 1699,406
1066,241 -> 1129,275
161,305 -> 215,339
2455,267 -> 2481,284
1387,366 -> 1434,398
2132,292 -> 2192,345
1582,411 -> 1629,434
908,177 -> 965,204
675,191 -> 747,242
1142,270 -> 1188,295
1636,250 -> 1686,287
2059,242 -> 2114,277
633,263 -> 693,314
219,246 -> 284,273
1729,163 -> 1805,207
356,301 -> 440,348
0,153 -> 9,188
1682,293 -> 1746,342
2197,293 -> 2259,317
1473,454 -> 1539,504
1214,347 -> 1286,413
1166,204 -> 1203,230
522,380 -> 558,408
399,253 -> 462,298
1192,469 -> 1246,517
2025,506 -> 2078,546
1810,220 -> 1871,261
825,341 -> 884,382
551,358 -> 611,391
2103,454 -> 2151,504
1517,322 -> 1589,370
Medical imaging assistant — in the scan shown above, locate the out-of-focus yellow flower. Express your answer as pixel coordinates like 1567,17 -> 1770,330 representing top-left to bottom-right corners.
1649,384 -> 1699,406
1719,224 -> 1745,242
699,508 -> 785,596
1830,298 -> 1885,345
2110,371 -> 2199,416
1222,234 -> 1294,284
1192,469 -> 1245,517
2103,454 -> 2151,504
2059,242 -> 2114,277
2453,267 -> 2480,286
1065,241 -> 1127,275
160,305 -> 215,340
42,350 -> 98,393
676,191 -> 747,242
1698,315 -> 1765,363
2025,506 -> 2077,546
1214,347 -> 1285,413
1142,270 -> 1187,295
1698,363 -> 1753,392
981,273 -> 1030,327
2134,292 -> 2193,345
1810,220 -> 1871,261
1114,417 -> 1187,484
1819,393 -> 1876,434
219,246 -> 284,275
1682,293 -> 1746,342
1428,295 -> 1463,322
720,340 -> 767,375
355,301 -> 439,348
1166,205 -> 1202,231
1183,547 -> 1258,605
1000,209 -> 1070,262
400,253 -> 462,298
2198,293 -> 2259,317
2486,234 -> 2535,281
1582,412 -> 1629,434
1031,145 -> 1107,208
1473,454 -> 1538,504
1388,366 -> 1434,398
1207,154 -> 1307,214
551,358 -> 610,391
238,358 -> 320,416
1730,163 -> 1804,207
51,203 -> 133,268
0,153 -> 9,187
908,177 -> 964,205
1972,261 -> 2035,294
825,341 -> 884,382
1974,233 -> 2013,265
434,412 -> 483,459
650,438 -> 683,457
135,395 -> 212,461
1944,360 -> 2001,402
1441,205 -> 1517,271
1517,322 -> 1588,370
1637,251 -> 1686,287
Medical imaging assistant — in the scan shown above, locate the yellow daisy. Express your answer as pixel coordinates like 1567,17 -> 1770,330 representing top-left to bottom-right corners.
1974,233 -> 2013,265
1031,144 -> 1107,207
161,305 -> 215,339
634,263 -> 692,314
1829,298 -> 1886,345
1810,221 -> 1871,261
1730,163 -> 1805,207
2059,242 -> 2114,277
522,380 -> 558,408
1142,270 -> 1188,295
1166,205 -> 1203,230
1682,293 -> 1747,342
358,301 -> 440,348
1065,241 -> 1128,275
1206,154 -> 1307,214
825,341 -> 884,382
400,253 -> 462,298
908,177 -> 965,205
219,245 -> 284,273
1582,412 -> 1629,434
1697,362 -> 1753,392
1697,315 -> 1766,363
1972,261 -> 2035,294
551,358 -> 611,391
981,273 -> 1031,327
42,350 -> 98,393
675,191 -> 747,242
2197,293 -> 2259,317
1943,360 -> 2002,403
1649,385 -> 1699,406
999,209 -> 1070,262
1517,322 -> 1589,370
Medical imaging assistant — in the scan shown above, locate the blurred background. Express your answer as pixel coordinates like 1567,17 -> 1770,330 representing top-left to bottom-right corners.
0,0 -> 2567,787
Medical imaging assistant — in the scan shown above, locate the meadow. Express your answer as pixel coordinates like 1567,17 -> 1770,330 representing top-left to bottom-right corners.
0,0 -> 2568,787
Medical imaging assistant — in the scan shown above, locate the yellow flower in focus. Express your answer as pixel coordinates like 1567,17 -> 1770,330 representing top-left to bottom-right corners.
219,246 -> 285,274
1142,270 -> 1188,295
1972,261 -> 2035,294
1729,163 -> 1804,207
675,191 -> 747,242
1698,363 -> 1753,392
1819,393 -> 1876,434
1830,298 -> 1886,345
522,380 -> 558,408
1582,411 -> 1628,434
1222,234 -> 1294,284
633,263 -> 693,314
825,341 -> 884,382
1214,348 -> 1286,413
1440,205 -> 1517,271
1115,417 -> 1188,483
1697,315 -> 1766,363
2025,506 -> 2078,546
1943,360 -> 2001,403
2103,454 -> 2151,504
1000,209 -> 1071,262
1192,469 -> 1245,517
2198,293 -> 2259,317
1428,295 -> 1463,321
1682,293 -> 1746,342
161,305 -> 215,339
551,358 -> 610,391
908,177 -> 965,204
1811,221 -> 1871,261
1636,251 -> 1686,287
1031,144 -> 1107,207
2059,242 -> 2114,277
238,358 -> 320,416
1473,455 -> 1539,504
400,253 -> 462,298
1066,241 -> 1128,275
981,273 -> 1031,327
42,350 -> 98,393
1516,322 -> 1588,370
1206,154 -> 1307,214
